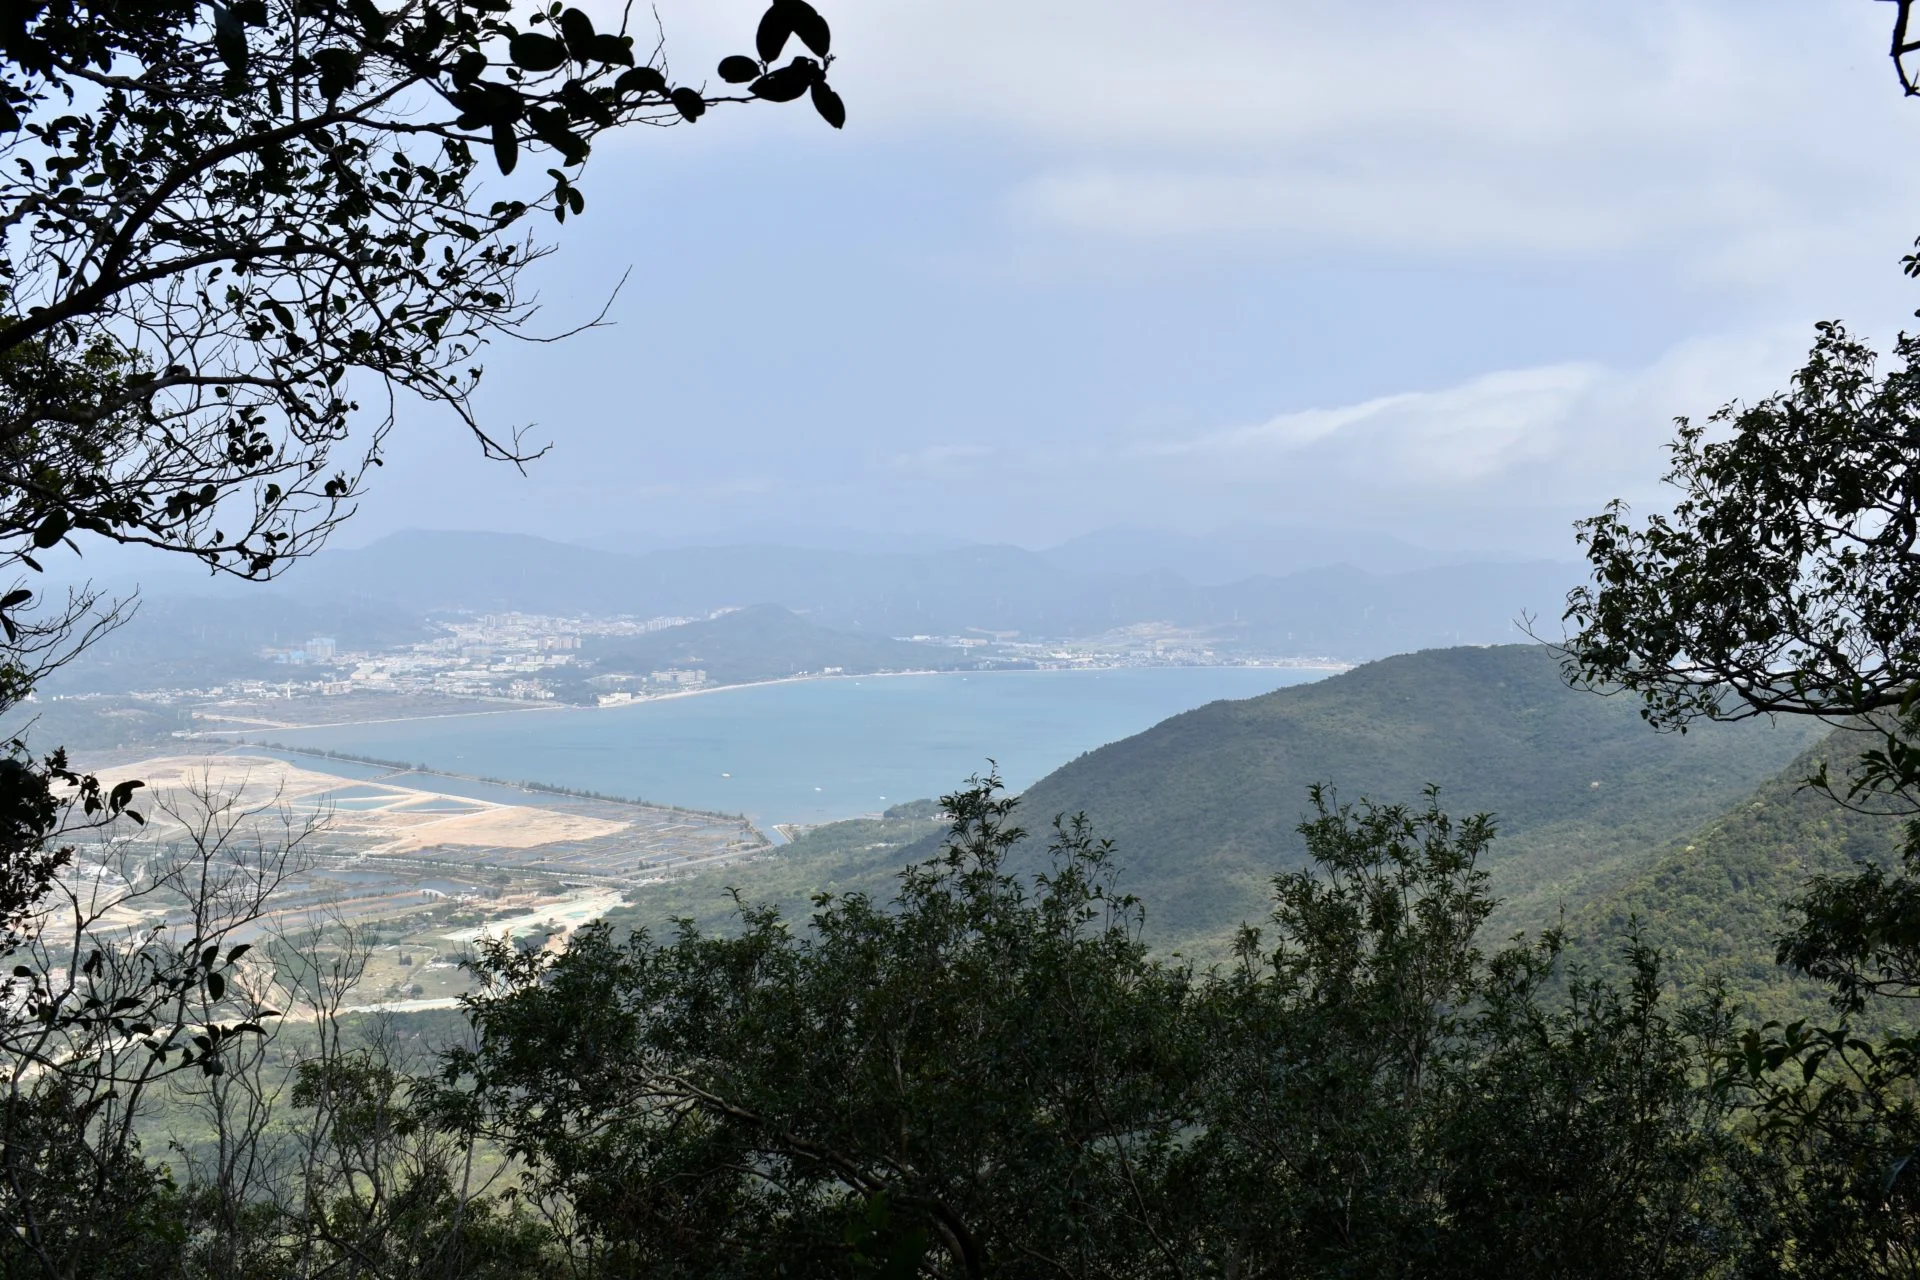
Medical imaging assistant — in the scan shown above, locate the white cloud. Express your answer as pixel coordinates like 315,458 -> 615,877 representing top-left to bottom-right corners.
651,0 -> 1920,285
888,442 -> 994,473
1050,320 -> 1830,553
1147,364 -> 1610,482
377,3 -> 1920,557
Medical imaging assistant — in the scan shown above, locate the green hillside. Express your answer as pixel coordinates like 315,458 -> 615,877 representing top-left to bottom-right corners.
1010,644 -> 1824,950
614,645 -> 1828,960
1564,727 -> 1901,1019
582,603 -> 965,687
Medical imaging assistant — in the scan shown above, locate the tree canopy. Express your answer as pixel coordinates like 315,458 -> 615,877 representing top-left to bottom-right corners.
0,0 -> 846,930
431,779 -> 1760,1279
1563,322 -> 1920,729
0,0 -> 841,650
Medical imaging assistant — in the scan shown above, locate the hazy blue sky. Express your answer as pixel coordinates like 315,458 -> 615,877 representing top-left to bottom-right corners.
337,0 -> 1920,559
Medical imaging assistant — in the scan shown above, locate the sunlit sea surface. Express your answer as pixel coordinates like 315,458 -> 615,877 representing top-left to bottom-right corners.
249,667 -> 1330,826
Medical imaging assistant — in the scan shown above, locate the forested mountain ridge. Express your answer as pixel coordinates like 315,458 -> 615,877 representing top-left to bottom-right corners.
1010,644 -> 1826,948
1566,727 -> 1902,1018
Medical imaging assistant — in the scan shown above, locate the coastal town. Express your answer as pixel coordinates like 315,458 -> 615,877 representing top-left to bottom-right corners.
49,608 -> 1343,729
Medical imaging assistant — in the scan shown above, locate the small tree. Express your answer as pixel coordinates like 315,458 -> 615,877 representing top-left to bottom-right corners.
440,774 -> 1200,1277
0,771 -> 314,1279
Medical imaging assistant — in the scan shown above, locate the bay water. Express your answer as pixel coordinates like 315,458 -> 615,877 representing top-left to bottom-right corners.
253,667 -> 1329,826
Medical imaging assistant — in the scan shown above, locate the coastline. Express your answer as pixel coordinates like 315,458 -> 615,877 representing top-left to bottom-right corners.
223,743 -> 761,827
193,661 -> 1353,737
204,663 -> 1344,829
187,700 -> 572,734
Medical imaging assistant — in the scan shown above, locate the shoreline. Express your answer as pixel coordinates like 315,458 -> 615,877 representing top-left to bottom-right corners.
187,700 -> 571,735
189,661 -> 1353,738
222,743 -> 760,827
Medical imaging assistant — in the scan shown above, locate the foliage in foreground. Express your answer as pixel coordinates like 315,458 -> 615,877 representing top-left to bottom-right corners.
429,781 -> 1912,1278
4,773 -> 1920,1277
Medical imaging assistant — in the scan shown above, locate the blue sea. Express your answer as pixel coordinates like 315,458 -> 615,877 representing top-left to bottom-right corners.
248,667 -> 1330,826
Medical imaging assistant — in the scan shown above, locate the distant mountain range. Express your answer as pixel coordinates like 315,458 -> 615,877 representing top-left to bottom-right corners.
38,526 -> 1584,693
574,521 -> 1482,583
576,524 -> 974,558
1038,523 -> 1463,583
197,529 -> 1583,660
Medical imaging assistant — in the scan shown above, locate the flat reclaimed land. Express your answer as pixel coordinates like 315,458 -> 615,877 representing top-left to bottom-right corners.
68,753 -> 769,1007
189,691 -> 550,730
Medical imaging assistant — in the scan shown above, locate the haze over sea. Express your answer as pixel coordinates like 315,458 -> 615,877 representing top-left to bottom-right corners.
252,667 -> 1328,826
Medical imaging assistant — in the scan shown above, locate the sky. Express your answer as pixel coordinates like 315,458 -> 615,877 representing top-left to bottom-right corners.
335,0 -> 1920,561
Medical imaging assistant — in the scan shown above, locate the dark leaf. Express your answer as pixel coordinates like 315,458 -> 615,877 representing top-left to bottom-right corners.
312,47 -> 362,100
587,33 -> 634,66
557,8 -> 596,54
811,80 -> 845,129
347,0 -> 389,42
509,32 -> 568,72
207,972 -> 226,1001
227,943 -> 252,963
670,87 -> 706,121
615,66 -> 667,97
451,84 -> 522,128
211,3 -> 248,73
528,108 -> 588,161
0,588 -> 32,609
750,62 -> 814,103
492,120 -> 519,175
31,511 -> 69,550
755,4 -> 792,62
108,779 -> 144,813
788,0 -> 830,57
718,55 -> 761,84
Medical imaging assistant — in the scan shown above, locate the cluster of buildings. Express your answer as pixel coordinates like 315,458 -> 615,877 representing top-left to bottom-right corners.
899,632 -> 1229,670
590,667 -> 709,706
340,612 -> 623,701
256,611 -> 730,705
262,635 -> 338,664
83,610 -> 1335,717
